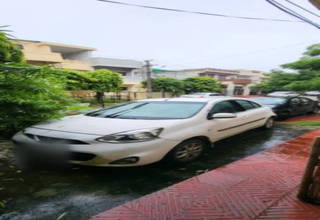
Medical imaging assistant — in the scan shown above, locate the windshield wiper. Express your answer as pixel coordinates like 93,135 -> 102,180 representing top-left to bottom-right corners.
104,103 -> 148,118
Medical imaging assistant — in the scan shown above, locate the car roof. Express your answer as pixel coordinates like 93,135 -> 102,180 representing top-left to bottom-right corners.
250,96 -> 287,99
191,92 -> 221,94
305,91 -> 320,95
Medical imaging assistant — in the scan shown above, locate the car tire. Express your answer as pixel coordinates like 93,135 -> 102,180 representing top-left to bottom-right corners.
168,138 -> 206,164
313,106 -> 320,114
263,117 -> 274,129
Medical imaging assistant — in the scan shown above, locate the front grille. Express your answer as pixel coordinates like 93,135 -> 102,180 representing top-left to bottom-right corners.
25,134 -> 89,145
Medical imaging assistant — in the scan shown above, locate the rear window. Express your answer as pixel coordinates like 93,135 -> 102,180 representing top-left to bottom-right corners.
250,97 -> 287,105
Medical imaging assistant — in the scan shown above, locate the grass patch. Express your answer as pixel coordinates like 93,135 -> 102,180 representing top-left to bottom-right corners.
67,106 -> 93,111
288,121 -> 320,126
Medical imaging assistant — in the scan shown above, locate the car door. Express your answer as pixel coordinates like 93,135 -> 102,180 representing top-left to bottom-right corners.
232,100 -> 268,129
288,97 -> 303,116
207,100 -> 249,142
299,97 -> 314,114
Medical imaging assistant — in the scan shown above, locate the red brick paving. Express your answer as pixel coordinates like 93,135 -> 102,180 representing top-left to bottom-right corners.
91,130 -> 320,220
284,114 -> 320,122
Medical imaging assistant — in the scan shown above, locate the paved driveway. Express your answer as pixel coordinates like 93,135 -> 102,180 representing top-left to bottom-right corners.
0,124 -> 311,220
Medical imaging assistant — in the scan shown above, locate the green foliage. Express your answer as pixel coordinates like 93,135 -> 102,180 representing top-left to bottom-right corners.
183,76 -> 222,93
61,69 -> 92,90
0,64 -> 73,137
87,69 -> 123,106
304,43 -> 320,57
252,43 -> 320,93
282,43 -> 320,71
89,69 -> 123,93
0,26 -> 24,63
142,77 -> 185,96
251,70 -> 298,93
143,76 -> 222,95
282,58 -> 320,71
287,121 -> 320,126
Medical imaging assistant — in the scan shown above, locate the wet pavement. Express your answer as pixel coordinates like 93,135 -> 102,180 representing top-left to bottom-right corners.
0,124 -> 313,220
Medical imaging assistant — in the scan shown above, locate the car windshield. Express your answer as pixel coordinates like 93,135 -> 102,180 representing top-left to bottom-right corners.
86,101 -> 207,119
249,97 -> 286,105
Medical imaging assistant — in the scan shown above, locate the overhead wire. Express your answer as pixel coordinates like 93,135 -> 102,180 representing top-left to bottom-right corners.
265,0 -> 320,29
97,0 -> 302,23
283,0 -> 320,18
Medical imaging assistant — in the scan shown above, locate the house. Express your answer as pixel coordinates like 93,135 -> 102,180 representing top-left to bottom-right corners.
152,68 -> 265,95
88,57 -> 145,92
13,39 -> 95,71
12,39 -> 264,95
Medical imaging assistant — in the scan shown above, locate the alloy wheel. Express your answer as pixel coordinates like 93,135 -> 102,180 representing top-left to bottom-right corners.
173,140 -> 204,163
265,118 -> 274,129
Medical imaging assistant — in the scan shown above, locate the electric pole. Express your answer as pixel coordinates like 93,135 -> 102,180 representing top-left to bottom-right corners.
145,60 -> 152,98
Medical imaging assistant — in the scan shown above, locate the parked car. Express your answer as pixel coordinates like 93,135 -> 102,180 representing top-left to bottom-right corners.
267,91 -> 299,97
303,91 -> 320,101
181,92 -> 224,98
249,96 -> 318,118
13,97 -> 275,167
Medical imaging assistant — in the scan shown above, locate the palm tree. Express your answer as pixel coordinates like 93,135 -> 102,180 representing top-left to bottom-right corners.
0,25 -> 24,63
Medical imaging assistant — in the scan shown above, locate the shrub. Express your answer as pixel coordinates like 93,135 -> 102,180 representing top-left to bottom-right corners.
0,64 -> 73,137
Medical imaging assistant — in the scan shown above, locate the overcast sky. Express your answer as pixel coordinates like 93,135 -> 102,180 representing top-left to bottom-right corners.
1,0 -> 320,72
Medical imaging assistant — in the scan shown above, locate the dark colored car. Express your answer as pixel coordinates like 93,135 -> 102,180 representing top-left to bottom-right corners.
248,96 -> 318,119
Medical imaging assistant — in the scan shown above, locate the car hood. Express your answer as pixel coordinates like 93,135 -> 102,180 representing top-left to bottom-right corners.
30,114 -> 182,136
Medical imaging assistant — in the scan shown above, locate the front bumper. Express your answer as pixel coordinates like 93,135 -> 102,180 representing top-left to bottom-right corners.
12,131 -> 179,167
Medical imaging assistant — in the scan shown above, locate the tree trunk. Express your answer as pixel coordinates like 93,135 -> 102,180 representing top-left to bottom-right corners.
96,92 -> 105,108
298,137 -> 320,203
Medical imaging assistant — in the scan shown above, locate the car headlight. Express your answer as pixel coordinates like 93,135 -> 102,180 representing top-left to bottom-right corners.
96,128 -> 163,143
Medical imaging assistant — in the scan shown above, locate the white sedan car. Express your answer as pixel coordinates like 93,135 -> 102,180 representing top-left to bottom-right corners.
12,97 -> 275,167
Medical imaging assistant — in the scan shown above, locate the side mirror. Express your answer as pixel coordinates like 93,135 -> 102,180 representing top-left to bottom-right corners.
208,113 -> 237,120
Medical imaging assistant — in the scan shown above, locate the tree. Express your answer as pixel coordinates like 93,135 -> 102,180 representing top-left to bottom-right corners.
59,69 -> 92,90
282,44 -> 320,72
142,77 -> 185,97
0,64 -> 73,137
0,26 -> 23,63
250,70 -> 298,93
183,76 -> 222,94
252,43 -> 320,93
88,69 -> 123,107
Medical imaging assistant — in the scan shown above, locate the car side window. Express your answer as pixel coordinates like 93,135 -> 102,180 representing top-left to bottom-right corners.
250,101 -> 261,108
300,98 -> 310,105
290,98 -> 300,105
234,100 -> 258,110
210,101 -> 236,114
